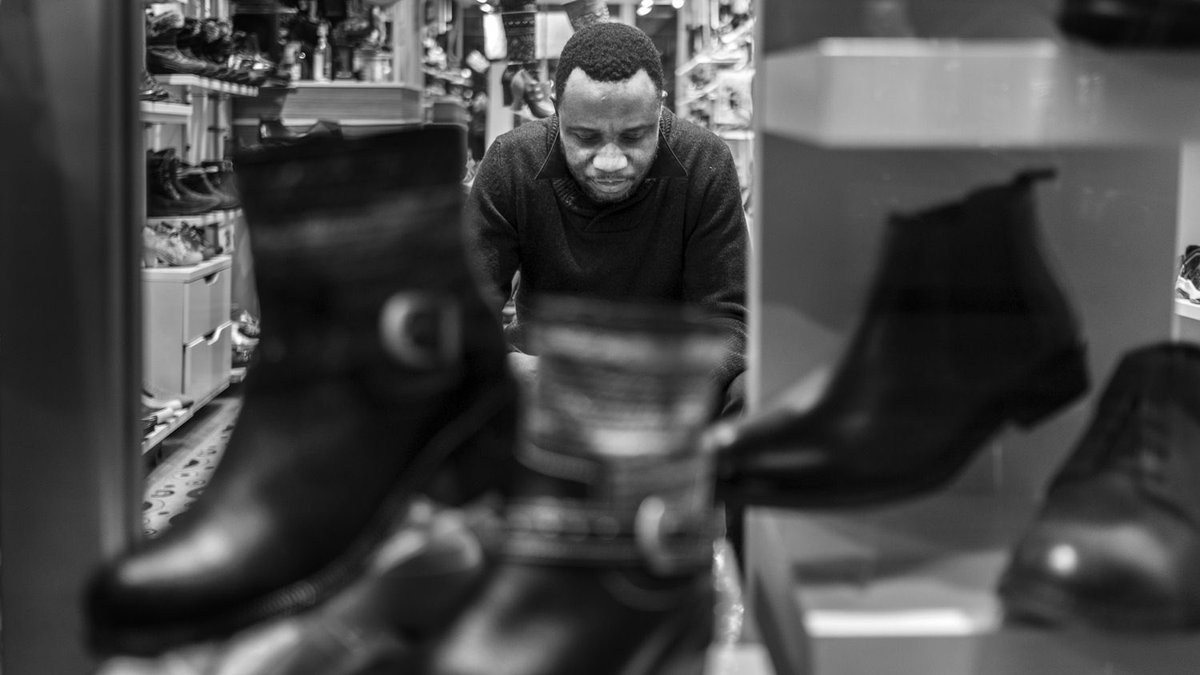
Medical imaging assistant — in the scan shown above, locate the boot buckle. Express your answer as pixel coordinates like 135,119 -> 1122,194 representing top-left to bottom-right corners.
379,292 -> 462,369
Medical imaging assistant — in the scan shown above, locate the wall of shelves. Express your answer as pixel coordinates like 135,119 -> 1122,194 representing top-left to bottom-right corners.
744,3 -> 1200,674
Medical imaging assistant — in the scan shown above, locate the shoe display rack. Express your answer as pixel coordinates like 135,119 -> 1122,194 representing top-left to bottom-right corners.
745,1 -> 1200,673
141,0 -> 260,455
674,0 -> 755,228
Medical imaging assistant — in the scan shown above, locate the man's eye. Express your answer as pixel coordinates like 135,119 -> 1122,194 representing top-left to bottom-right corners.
573,133 -> 599,144
620,132 -> 645,143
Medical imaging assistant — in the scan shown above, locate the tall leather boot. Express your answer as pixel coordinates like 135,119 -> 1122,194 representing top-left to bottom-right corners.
999,343 -> 1200,630
709,169 -> 1089,508
86,125 -> 519,656
499,1 -> 554,119
425,296 -> 726,675
563,0 -> 610,31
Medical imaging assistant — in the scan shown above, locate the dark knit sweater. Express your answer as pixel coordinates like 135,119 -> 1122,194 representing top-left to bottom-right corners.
466,108 -> 748,400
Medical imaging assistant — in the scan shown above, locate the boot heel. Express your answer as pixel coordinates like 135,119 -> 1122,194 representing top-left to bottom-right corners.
1007,345 -> 1089,428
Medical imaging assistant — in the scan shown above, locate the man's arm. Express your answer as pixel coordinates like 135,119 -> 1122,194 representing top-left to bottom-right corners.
465,138 -> 522,314
683,138 -> 750,417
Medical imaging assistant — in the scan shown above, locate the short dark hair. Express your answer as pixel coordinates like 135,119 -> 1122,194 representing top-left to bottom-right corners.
553,22 -> 664,106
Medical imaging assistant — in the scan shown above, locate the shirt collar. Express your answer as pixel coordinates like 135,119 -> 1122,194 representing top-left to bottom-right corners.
534,109 -> 688,181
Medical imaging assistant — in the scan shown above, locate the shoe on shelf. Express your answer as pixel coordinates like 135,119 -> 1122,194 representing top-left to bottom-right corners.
146,9 -> 223,78
144,221 -> 204,268
999,343 -> 1200,631
88,125 -> 518,657
498,6 -> 555,119
147,149 -> 221,217
708,169 -> 1089,508
1176,245 -> 1200,303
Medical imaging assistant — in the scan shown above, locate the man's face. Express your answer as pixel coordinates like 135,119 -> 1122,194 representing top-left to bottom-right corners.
557,68 -> 662,205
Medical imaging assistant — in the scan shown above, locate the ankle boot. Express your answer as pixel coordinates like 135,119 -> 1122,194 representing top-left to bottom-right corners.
709,169 -> 1088,508
999,343 -> 1200,630
425,296 -> 726,675
563,0 -> 610,31
147,149 -> 221,217
146,11 -> 220,77
87,125 -> 519,656
202,501 -> 489,675
499,4 -> 554,119
1058,0 -> 1200,47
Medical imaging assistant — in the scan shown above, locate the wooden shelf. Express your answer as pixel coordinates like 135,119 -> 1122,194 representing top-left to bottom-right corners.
147,210 -> 239,228
142,254 -> 231,282
140,100 -> 192,124
141,378 -> 230,455
153,74 -> 259,97
762,39 -> 1200,148
1175,298 -> 1200,322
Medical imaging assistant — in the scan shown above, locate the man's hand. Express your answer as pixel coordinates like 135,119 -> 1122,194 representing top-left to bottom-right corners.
507,351 -> 539,399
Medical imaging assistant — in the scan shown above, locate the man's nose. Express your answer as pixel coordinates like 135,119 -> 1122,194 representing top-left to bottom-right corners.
592,144 -> 628,173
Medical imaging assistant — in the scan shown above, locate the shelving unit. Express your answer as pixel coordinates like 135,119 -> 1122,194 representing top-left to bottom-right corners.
140,2 -> 261,454
141,381 -> 230,455
744,5 -> 1200,675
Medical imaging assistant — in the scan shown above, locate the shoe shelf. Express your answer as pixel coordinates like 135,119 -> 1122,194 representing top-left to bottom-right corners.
140,100 -> 193,125
1175,298 -> 1200,322
762,39 -> 1200,148
141,378 -> 229,456
154,73 -> 260,98
147,208 -> 241,228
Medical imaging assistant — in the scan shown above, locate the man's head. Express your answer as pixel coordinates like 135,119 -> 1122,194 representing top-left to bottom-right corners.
553,23 -> 666,204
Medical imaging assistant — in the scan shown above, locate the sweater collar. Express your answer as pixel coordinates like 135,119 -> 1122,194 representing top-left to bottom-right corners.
534,108 -> 688,183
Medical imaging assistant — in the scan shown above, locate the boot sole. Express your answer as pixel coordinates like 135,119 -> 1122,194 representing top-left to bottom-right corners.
88,376 -> 517,657
998,573 -> 1198,632
726,343 -> 1090,509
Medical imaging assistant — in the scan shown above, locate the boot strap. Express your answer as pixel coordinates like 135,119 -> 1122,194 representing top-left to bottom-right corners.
501,496 -> 720,576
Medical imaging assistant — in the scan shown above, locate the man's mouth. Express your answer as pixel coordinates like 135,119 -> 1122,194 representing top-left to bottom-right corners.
591,177 -> 629,193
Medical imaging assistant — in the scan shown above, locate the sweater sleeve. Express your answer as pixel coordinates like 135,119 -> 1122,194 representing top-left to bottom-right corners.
465,136 -> 522,313
683,138 -> 749,416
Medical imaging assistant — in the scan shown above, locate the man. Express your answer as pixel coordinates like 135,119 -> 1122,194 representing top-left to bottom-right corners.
467,21 -> 749,416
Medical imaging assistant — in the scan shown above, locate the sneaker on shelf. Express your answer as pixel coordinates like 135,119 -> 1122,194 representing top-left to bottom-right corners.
144,222 -> 204,268
1177,245 -> 1200,304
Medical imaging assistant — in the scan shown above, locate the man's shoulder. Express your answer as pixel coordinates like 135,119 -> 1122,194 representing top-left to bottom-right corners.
489,117 -> 556,159
663,111 -> 733,160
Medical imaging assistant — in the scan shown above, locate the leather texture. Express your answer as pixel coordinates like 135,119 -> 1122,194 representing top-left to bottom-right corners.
711,169 -> 1088,507
1000,343 -> 1200,630
87,126 -> 518,656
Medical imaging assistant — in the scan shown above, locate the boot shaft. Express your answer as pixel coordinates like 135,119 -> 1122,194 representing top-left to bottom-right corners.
233,126 -> 503,380
861,168 -> 1080,379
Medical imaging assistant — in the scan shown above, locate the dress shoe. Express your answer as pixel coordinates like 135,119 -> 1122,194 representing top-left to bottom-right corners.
999,343 -> 1200,630
424,296 -> 725,675
87,125 -> 518,656
709,169 -> 1088,507
1059,0 -> 1200,47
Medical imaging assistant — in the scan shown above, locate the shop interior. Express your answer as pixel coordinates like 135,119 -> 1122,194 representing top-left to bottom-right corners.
5,0 -> 1200,673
